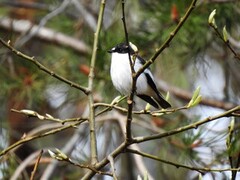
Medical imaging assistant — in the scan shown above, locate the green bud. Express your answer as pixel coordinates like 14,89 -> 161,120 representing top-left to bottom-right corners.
56,148 -> 68,160
223,26 -> 228,42
187,99 -> 194,108
145,103 -> 151,111
191,95 -> 202,107
208,9 -> 217,28
48,149 -> 68,161
187,86 -> 201,108
129,42 -> 138,53
192,86 -> 201,101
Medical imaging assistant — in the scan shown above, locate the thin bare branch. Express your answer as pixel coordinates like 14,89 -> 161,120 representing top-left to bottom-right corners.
87,0 -> 106,164
30,150 -> 43,180
11,109 -> 86,124
127,148 -> 240,173
0,38 -> 90,95
0,120 -> 86,157
41,106 -> 90,179
108,155 -> 118,180
133,106 -> 240,143
209,20 -> 240,61
10,150 -> 44,180
121,0 -> 135,142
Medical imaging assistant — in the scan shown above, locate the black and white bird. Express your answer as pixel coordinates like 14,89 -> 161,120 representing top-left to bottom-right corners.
108,42 -> 171,109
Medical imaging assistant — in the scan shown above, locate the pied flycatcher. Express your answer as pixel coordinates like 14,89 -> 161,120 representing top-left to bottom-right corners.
108,42 -> 171,109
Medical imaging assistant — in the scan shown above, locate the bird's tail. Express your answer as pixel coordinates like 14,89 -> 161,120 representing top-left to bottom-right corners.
156,92 -> 171,109
137,94 -> 171,109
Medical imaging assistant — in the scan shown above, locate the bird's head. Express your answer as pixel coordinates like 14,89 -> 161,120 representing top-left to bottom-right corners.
108,42 -> 138,55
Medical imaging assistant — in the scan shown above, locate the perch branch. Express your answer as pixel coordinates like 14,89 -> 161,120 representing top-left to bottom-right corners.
121,0 -> 135,142
133,106 -> 240,143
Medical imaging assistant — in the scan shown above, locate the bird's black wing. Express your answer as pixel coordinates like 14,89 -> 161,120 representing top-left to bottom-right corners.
145,73 -> 171,108
137,95 -> 159,109
137,55 -> 148,66
137,55 -> 171,108
145,73 -> 163,98
136,56 -> 158,94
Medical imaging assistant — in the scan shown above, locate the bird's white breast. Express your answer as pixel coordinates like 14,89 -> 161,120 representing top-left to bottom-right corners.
110,53 -> 150,95
110,53 -> 132,95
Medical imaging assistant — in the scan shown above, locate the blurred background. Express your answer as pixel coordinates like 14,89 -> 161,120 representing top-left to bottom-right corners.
0,0 -> 240,179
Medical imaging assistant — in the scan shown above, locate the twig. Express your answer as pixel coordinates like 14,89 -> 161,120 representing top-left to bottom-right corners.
121,0 -> 133,72
133,106 -> 240,143
30,149 -> 43,180
47,148 -> 113,177
41,107 -> 90,179
209,22 -> 240,61
87,0 -> 106,164
94,96 -> 127,116
116,116 -> 154,180
108,155 -> 118,180
94,102 -> 187,116
0,120 -> 85,157
126,148 -> 240,173
10,150 -> 44,180
0,38 -> 90,95
82,141 -> 127,179
11,109 -> 87,124
65,158 -> 113,177
121,0 -> 135,142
